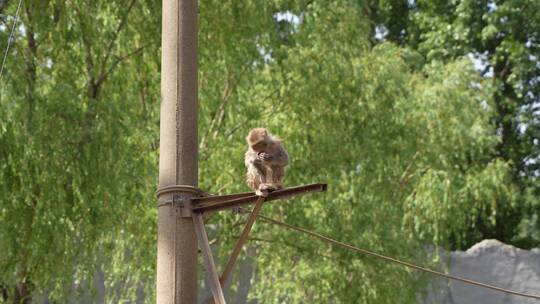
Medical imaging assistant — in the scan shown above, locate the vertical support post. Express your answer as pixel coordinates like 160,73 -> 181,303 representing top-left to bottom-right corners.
157,0 -> 198,303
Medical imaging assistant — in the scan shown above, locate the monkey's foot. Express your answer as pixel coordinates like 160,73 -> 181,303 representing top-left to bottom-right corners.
260,183 -> 278,191
255,189 -> 269,197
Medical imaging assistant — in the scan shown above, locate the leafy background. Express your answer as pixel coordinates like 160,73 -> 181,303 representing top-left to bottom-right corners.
0,0 -> 538,303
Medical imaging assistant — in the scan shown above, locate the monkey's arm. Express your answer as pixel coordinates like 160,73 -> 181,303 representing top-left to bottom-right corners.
275,146 -> 289,166
261,144 -> 289,167
245,150 -> 267,176
245,150 -> 262,166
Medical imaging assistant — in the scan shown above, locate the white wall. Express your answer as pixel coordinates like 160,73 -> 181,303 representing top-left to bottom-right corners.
422,239 -> 540,304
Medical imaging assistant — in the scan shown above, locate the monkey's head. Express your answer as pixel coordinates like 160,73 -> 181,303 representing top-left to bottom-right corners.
247,128 -> 270,152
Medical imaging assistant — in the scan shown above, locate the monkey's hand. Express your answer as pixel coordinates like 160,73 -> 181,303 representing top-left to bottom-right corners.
250,157 -> 263,164
258,152 -> 274,161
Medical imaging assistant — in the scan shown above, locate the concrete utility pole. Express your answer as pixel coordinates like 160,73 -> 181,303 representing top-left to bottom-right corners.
156,0 -> 198,303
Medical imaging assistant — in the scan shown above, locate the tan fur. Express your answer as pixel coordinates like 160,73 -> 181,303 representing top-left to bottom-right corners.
245,128 -> 289,195
246,127 -> 268,146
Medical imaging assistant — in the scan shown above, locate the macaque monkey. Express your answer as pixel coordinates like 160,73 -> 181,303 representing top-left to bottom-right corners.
245,128 -> 289,197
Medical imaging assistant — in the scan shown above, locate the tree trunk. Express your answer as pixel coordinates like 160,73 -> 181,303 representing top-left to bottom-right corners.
13,281 -> 31,304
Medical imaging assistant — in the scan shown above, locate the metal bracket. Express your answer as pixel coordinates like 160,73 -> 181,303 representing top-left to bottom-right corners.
156,184 -> 206,218
157,196 -> 193,218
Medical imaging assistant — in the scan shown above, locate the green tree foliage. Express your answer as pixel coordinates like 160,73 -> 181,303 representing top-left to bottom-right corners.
0,0 -> 160,302
371,0 -> 540,248
0,0 -> 521,303
200,1 -> 514,303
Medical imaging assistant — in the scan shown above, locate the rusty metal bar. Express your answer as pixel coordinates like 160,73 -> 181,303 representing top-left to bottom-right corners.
192,191 -> 256,205
220,197 -> 265,285
207,196 -> 266,304
191,184 -> 327,213
193,213 -> 226,304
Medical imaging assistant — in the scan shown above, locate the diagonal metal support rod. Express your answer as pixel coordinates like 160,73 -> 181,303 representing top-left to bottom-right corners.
193,183 -> 328,302
192,183 -> 327,213
221,197 -> 265,286
193,212 -> 226,304
208,196 -> 266,304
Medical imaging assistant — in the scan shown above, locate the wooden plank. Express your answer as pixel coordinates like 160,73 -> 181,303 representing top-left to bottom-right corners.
193,213 -> 226,304
192,183 -> 327,213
